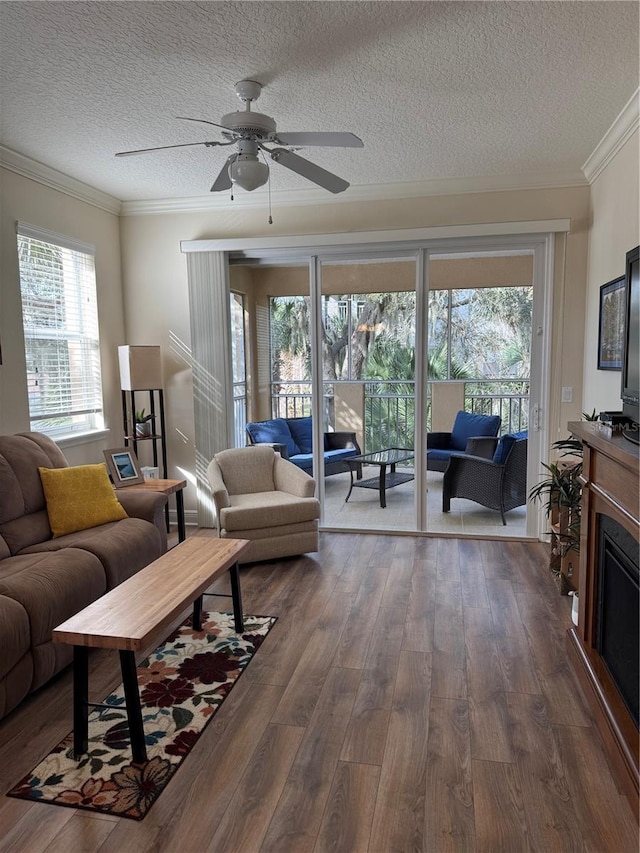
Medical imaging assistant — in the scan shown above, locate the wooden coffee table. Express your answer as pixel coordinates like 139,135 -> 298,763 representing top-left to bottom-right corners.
52,537 -> 249,764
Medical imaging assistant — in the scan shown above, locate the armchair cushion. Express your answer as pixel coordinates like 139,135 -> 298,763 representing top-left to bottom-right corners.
221,491 -> 320,532
245,418 -> 299,458
450,411 -> 502,450
493,430 -> 528,464
215,446 -> 275,495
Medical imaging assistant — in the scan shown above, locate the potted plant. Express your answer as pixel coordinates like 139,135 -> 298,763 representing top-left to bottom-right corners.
134,409 -> 154,438
529,412 -> 598,592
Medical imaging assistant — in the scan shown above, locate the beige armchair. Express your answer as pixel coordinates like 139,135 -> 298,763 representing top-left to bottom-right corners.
207,446 -> 320,563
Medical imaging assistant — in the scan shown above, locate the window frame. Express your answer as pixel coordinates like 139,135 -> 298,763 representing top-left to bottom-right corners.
16,222 -> 105,441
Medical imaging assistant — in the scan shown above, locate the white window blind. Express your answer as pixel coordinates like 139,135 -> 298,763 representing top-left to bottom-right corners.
16,223 -> 104,439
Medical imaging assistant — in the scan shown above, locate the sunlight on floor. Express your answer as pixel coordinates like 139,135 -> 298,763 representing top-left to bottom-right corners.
322,469 -> 527,537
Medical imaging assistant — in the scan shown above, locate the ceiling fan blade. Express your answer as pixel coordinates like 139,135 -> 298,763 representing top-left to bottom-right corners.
269,148 -> 349,194
274,132 -> 363,148
177,116 -> 233,131
115,141 -> 221,157
211,153 -> 237,192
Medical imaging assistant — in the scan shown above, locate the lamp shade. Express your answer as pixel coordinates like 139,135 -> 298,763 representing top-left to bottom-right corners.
118,346 -> 163,390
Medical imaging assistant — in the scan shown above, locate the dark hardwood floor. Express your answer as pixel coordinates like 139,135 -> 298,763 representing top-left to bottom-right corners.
0,530 -> 637,852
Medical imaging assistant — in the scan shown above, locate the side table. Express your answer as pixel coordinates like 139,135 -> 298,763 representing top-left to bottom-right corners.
125,478 -> 187,543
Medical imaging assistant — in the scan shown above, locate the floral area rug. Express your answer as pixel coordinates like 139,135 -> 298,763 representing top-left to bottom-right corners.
7,611 -> 276,820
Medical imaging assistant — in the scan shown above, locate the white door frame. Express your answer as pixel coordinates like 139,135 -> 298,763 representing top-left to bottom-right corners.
183,223 -> 563,537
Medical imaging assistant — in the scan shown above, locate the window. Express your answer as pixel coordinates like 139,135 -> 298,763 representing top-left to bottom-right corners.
16,223 -> 104,439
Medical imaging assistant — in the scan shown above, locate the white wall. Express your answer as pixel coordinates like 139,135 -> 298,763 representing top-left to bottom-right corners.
3,142 -> 635,523
120,185 -> 591,514
0,168 -> 125,464
583,130 -> 640,415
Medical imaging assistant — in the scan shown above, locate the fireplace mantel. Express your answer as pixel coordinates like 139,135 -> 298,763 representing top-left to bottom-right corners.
567,421 -> 639,812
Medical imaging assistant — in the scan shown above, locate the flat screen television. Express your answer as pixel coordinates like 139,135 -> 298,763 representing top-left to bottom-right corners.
621,244 -> 639,444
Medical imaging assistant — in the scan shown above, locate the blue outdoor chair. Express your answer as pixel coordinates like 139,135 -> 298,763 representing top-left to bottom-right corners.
426,410 -> 502,472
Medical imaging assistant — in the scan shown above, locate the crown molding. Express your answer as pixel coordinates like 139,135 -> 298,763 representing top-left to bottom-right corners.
582,88 -> 640,184
0,141 -> 589,218
0,145 -> 121,215
120,170 -> 588,216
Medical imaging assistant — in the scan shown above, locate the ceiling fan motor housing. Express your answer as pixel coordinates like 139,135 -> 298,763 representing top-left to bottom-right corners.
221,111 -> 276,139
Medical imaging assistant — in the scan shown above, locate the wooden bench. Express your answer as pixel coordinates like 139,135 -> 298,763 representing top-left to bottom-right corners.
53,537 -> 249,763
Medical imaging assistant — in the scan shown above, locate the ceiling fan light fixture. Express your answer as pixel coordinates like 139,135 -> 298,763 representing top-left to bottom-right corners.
228,154 -> 269,191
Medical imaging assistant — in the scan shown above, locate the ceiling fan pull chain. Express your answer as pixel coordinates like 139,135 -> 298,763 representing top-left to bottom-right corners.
263,150 -> 273,224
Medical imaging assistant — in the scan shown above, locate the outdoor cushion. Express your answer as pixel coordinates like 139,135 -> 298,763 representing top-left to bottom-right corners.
287,447 -> 360,472
289,452 -> 313,471
287,417 -> 313,454
493,430 -> 528,465
426,448 -> 454,464
245,418 -> 299,458
450,411 -> 502,451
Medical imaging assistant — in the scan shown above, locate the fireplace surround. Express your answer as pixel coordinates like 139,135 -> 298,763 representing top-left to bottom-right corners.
568,421 -> 639,813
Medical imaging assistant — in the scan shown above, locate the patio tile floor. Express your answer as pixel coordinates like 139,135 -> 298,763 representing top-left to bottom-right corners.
322,469 -> 527,537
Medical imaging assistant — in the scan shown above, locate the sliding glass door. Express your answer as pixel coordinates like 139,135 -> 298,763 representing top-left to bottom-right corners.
228,240 -> 542,538
318,257 -> 418,532
424,250 -> 533,536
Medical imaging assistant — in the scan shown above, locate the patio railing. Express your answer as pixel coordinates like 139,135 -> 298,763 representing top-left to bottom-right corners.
464,381 -> 530,434
364,381 -> 416,452
269,379 -> 529,453
233,381 -> 247,447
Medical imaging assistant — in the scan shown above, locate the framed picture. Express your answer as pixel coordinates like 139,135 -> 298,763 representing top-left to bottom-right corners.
103,447 -> 145,487
598,275 -> 625,370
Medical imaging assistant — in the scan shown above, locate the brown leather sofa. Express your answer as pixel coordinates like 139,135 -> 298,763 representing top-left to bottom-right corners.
0,432 -> 168,719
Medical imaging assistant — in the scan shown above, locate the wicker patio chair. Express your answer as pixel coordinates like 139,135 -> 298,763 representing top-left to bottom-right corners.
427,410 -> 502,472
442,432 -> 528,525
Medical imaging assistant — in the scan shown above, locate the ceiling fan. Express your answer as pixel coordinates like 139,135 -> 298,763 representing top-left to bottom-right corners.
115,79 -> 364,194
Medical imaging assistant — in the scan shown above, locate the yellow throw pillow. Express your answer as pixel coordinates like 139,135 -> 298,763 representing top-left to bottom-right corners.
39,463 -> 128,538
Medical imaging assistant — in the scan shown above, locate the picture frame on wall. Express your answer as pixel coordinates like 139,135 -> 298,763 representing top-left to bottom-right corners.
597,275 -> 625,370
103,447 -> 145,487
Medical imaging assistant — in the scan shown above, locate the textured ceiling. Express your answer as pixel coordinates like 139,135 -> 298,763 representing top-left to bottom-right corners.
1,1 -> 638,202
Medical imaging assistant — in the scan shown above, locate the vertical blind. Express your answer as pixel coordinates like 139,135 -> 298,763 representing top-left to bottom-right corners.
16,223 -> 104,438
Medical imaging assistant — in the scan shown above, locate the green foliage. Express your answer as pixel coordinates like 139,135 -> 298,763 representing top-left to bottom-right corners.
135,409 -> 153,423
428,286 -> 533,380
529,438 -> 583,556
582,408 -> 599,421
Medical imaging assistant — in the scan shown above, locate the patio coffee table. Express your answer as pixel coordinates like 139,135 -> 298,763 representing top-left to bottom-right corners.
345,447 -> 414,508
52,537 -> 248,764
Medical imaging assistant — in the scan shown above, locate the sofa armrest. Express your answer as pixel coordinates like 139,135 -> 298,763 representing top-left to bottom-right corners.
116,490 -> 168,551
427,431 -> 452,449
325,431 -> 361,453
116,489 -> 167,525
274,456 -> 317,497
465,436 -> 499,459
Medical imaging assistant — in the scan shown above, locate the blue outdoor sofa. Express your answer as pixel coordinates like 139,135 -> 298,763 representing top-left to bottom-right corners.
245,416 -> 362,478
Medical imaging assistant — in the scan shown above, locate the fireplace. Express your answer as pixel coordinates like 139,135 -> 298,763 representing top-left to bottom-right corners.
567,421 -> 639,811
596,515 -> 639,728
